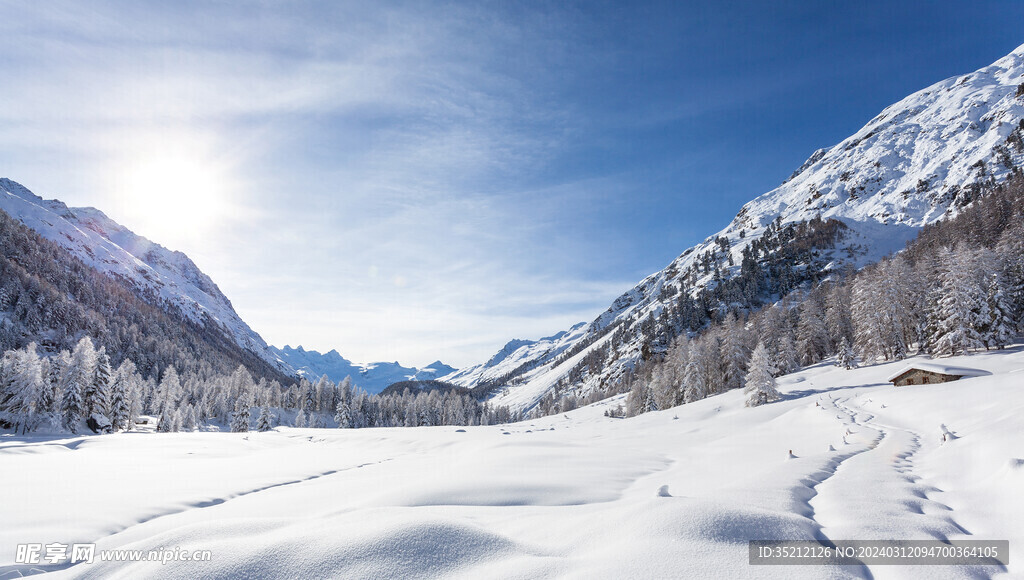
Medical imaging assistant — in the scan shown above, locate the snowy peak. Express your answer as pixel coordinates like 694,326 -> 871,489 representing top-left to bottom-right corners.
0,179 -> 289,374
739,45 -> 1024,233
422,361 -> 458,376
271,345 -> 456,394
485,339 -> 537,369
440,322 -> 591,390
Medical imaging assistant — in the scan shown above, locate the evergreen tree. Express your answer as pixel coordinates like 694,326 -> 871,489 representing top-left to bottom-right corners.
835,337 -> 857,370
156,366 -> 182,416
796,300 -> 831,366
230,393 -> 252,432
719,316 -> 750,391
682,348 -> 707,403
0,344 -> 45,433
63,337 -> 97,428
334,398 -> 353,428
108,365 -> 132,431
60,365 -> 85,433
155,406 -> 174,433
774,334 -> 799,376
86,348 -> 112,418
824,282 -> 854,349
256,406 -> 273,431
36,357 -> 57,428
181,404 -> 198,431
984,272 -> 1014,349
301,379 -> 315,412
314,375 -> 332,413
931,247 -> 987,356
338,376 -> 353,406
852,261 -> 915,363
744,342 -> 780,407
625,382 -> 650,417
995,223 -> 1024,330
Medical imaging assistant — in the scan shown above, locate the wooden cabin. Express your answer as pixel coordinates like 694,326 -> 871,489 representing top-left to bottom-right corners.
887,363 -> 989,387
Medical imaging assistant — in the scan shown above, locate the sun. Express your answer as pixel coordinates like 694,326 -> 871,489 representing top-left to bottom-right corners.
114,153 -> 234,245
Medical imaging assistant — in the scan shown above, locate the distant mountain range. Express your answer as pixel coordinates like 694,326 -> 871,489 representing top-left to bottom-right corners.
271,345 -> 455,394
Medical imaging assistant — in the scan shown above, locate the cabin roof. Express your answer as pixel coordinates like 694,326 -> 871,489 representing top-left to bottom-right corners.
886,362 -> 990,382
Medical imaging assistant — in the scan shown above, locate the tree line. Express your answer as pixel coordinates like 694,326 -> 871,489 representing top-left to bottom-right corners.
0,336 -> 516,434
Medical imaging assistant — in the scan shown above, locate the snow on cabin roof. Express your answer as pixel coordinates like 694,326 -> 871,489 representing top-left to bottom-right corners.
886,362 -> 991,382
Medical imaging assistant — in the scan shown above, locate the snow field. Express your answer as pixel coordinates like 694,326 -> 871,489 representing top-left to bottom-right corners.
1,347 -> 1021,579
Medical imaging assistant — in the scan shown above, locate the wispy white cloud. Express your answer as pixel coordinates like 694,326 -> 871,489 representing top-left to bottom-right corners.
0,0 -> 640,367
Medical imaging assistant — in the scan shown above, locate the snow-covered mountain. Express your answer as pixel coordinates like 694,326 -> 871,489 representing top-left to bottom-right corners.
448,43 -> 1024,411
440,323 -> 589,388
271,345 -> 455,394
0,178 -> 290,374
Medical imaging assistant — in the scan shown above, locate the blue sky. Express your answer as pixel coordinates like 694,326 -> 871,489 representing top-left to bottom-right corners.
1,1 -> 1023,367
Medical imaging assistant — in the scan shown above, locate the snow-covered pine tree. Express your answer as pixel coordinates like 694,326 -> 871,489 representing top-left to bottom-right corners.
181,404 -> 198,431
824,281 -> 854,349
256,406 -> 273,431
931,247 -> 988,357
642,380 -> 658,412
0,344 -> 45,433
984,272 -> 1014,349
835,337 -> 857,369
60,360 -> 85,433
125,363 -> 144,431
338,376 -> 353,406
156,366 -> 182,417
760,305 -> 798,376
36,357 -> 57,428
682,346 -> 707,403
796,300 -> 831,366
228,365 -> 254,400
334,397 -> 353,428
301,379 -> 315,413
230,393 -> 252,432
314,374 -> 332,413
294,407 -> 306,428
719,315 -> 750,391
853,260 -> 916,363
354,392 -> 371,428
86,348 -> 112,419
995,222 -> 1024,330
625,381 -> 650,417
648,364 -> 675,411
70,338 -> 98,413
744,342 -> 780,407
155,406 -> 173,433
775,333 -> 799,376
108,364 -> 132,431
919,283 -> 944,355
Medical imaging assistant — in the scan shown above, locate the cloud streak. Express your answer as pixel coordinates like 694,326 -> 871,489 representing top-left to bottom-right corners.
0,1 -> 640,367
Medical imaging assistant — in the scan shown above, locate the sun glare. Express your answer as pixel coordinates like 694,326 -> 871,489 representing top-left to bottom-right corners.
115,154 -> 233,245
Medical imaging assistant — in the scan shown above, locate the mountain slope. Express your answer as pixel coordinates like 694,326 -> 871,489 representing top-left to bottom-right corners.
0,178 -> 291,374
440,323 -> 589,390
0,205 -> 291,381
448,43 -> 1024,412
272,345 -> 455,394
